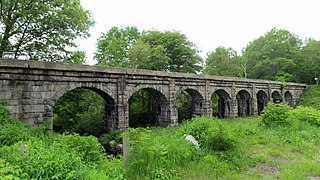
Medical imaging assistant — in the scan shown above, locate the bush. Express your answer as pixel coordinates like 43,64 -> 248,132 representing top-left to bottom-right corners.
288,106 -> 320,127
180,117 -> 236,151
0,101 -> 124,179
261,103 -> 292,127
0,158 -> 21,179
298,85 -> 320,110
0,133 -> 118,179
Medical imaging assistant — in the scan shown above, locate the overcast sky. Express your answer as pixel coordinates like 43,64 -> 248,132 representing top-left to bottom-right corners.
76,0 -> 320,65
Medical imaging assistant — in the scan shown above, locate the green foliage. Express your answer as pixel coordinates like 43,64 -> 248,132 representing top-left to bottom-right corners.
129,90 -> 157,127
261,103 -> 292,127
95,26 -> 140,67
64,50 -> 87,65
126,127 -> 200,179
129,30 -> 203,73
0,158 -> 21,179
288,106 -> 320,127
296,39 -> 320,84
0,101 -> 123,179
299,85 -> 320,110
261,101 -> 320,130
128,39 -> 171,71
211,93 -> 219,116
177,91 -> 192,122
53,88 -> 106,137
0,0 -> 94,61
0,134 -> 115,179
243,28 -> 302,81
0,102 -> 48,146
179,117 -> 236,151
99,130 -> 123,154
126,117 -> 253,179
203,46 -> 242,77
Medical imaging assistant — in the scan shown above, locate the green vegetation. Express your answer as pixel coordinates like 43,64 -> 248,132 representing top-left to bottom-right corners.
1,1 -> 320,179
299,85 -> 320,110
0,102 -> 123,179
1,99 -> 320,179
0,0 -> 94,61
125,103 -> 320,179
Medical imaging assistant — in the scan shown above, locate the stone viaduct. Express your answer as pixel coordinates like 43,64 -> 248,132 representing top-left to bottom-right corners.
0,58 -> 307,130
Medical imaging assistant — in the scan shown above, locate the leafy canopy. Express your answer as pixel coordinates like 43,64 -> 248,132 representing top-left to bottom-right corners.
243,28 -> 302,81
95,26 -> 140,67
296,39 -> 320,84
0,0 -> 94,61
203,46 -> 242,77
129,30 -> 203,73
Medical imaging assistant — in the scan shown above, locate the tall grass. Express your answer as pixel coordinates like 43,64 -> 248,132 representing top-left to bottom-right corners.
125,117 -> 255,179
0,102 -> 123,179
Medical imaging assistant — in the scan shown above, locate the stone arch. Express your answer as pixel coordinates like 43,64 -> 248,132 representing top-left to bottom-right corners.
256,90 -> 268,115
128,84 -> 169,102
48,83 -> 116,107
212,89 -> 231,118
284,91 -> 294,107
176,87 -> 205,120
128,87 -> 170,127
237,89 -> 252,117
45,83 -> 117,130
272,90 -> 282,103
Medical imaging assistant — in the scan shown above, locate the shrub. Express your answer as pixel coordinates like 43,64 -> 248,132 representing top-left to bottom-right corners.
0,158 -> 21,179
261,103 -> 292,127
288,106 -> 320,127
298,85 -> 320,110
0,133 -> 115,179
179,117 -> 236,151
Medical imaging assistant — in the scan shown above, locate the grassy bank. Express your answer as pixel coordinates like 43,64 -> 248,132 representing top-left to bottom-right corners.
126,107 -> 320,179
1,85 -> 320,179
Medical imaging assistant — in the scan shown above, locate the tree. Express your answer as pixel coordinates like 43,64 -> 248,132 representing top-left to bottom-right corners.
95,26 -> 140,67
129,30 -> 203,73
0,0 -> 94,61
296,39 -> 320,84
203,46 -> 241,77
64,50 -> 87,64
243,28 -> 302,81
128,39 -> 170,71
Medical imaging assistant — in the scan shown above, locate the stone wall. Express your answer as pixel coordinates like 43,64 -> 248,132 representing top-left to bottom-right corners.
0,58 -> 308,130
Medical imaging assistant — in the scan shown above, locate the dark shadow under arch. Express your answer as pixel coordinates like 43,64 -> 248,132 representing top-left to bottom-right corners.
212,89 -> 231,118
284,91 -> 294,107
177,88 -> 204,122
257,90 -> 268,115
237,90 -> 252,117
53,87 -> 116,136
272,91 -> 283,103
129,87 -> 169,127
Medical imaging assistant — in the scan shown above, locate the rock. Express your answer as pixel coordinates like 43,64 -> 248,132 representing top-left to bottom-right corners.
116,143 -> 123,153
184,134 -> 199,149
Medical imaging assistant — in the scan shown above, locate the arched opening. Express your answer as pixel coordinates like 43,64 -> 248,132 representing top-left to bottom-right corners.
272,91 -> 282,103
257,90 -> 268,115
237,90 -> 252,117
177,89 -> 203,122
284,91 -> 294,107
53,87 -> 116,137
129,88 -> 169,127
211,89 -> 231,118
